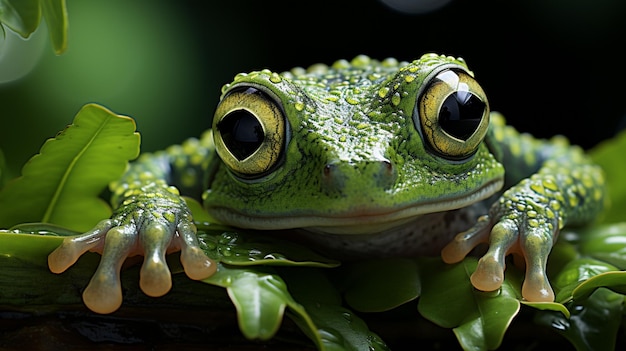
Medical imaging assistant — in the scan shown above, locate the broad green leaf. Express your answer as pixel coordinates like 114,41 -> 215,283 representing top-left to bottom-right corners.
534,289 -> 623,351
418,258 -> 521,351
590,129 -> 626,224
197,230 -> 339,267
0,0 -> 40,38
205,265 -> 289,340
552,257 -> 619,303
204,264 -> 317,343
0,103 -> 140,232
40,0 -> 67,54
283,268 -> 390,351
339,258 -> 420,312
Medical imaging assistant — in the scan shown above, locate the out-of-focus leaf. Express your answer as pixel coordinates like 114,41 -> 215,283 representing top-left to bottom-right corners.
0,104 -> 140,232
197,230 -> 339,268
0,147 -> 5,187
576,222 -> 626,269
40,0 -> 67,54
339,258 -> 420,312
418,257 -> 521,351
534,289 -> 623,351
590,129 -> 626,224
0,0 -> 40,38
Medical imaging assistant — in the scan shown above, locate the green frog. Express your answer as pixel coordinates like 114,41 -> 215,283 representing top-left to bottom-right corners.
47,53 -> 606,314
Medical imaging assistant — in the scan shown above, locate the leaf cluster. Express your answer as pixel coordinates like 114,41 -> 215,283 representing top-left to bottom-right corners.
1,107 -> 626,350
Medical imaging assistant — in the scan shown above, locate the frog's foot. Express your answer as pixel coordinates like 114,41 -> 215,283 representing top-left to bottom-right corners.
441,215 -> 555,302
48,217 -> 217,314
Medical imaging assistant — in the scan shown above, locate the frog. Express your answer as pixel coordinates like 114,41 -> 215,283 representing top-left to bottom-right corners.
47,53 -> 606,315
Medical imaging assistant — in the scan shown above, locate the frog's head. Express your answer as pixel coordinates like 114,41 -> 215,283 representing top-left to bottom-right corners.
204,54 -> 504,235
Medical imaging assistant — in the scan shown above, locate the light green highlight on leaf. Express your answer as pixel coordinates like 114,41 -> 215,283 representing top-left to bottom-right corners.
0,103 -> 140,232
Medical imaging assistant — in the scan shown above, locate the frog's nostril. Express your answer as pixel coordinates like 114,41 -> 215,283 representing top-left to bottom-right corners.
321,159 -> 397,194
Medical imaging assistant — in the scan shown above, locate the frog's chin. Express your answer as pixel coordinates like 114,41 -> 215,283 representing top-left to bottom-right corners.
209,179 -> 502,235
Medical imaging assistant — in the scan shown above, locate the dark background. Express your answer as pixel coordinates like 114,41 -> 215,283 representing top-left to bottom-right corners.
1,0 -> 625,176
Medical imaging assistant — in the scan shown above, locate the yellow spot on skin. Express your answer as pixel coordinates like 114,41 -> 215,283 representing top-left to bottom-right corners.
378,87 -> 390,98
530,182 -> 545,195
294,102 -> 305,111
391,92 -> 401,106
345,96 -> 359,105
404,74 -> 415,83
339,136 -> 347,142
542,177 -> 558,191
269,72 -> 282,83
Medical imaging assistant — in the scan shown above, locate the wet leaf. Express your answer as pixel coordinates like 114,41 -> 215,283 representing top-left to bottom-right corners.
418,258 -> 521,351
552,257 -> 619,303
197,230 -> 339,268
534,289 -> 623,351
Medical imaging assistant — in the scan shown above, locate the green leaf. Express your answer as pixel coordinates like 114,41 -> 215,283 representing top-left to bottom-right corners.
418,258 -> 521,351
40,0 -> 67,54
590,129 -> 626,224
197,230 -> 339,268
0,104 -> 140,232
577,222 -> 626,269
203,265 -> 289,340
552,257 -> 620,303
0,231 -> 63,265
283,268 -> 390,351
572,271 -> 626,301
0,0 -> 40,38
339,258 -> 420,312
534,289 -> 623,351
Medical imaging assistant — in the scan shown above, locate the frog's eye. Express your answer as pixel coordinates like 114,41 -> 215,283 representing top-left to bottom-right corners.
417,69 -> 489,159
213,86 -> 286,177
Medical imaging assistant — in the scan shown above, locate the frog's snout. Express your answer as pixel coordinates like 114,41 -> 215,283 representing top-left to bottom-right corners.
322,159 -> 397,195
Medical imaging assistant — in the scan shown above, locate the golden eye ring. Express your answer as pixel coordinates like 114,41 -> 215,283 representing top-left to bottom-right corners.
213,86 -> 286,177
417,69 -> 490,159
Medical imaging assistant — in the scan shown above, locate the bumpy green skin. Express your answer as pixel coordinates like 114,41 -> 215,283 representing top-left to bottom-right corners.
48,54 -> 606,313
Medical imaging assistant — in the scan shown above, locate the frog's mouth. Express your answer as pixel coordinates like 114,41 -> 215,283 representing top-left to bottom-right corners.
208,179 -> 503,235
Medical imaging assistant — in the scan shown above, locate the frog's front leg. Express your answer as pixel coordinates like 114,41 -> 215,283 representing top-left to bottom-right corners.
442,146 -> 605,302
48,180 -> 217,314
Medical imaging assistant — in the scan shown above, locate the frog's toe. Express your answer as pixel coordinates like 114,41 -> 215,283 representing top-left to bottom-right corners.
441,215 -> 491,264
139,222 -> 174,297
83,225 -> 137,314
519,227 -> 555,302
176,220 -> 217,280
48,220 -> 112,273
470,219 -> 519,292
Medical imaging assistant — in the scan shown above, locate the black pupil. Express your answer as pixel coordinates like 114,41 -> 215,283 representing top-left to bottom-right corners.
218,110 -> 264,160
439,91 -> 485,140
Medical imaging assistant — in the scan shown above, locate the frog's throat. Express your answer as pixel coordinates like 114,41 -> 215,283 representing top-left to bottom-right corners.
211,178 -> 503,235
